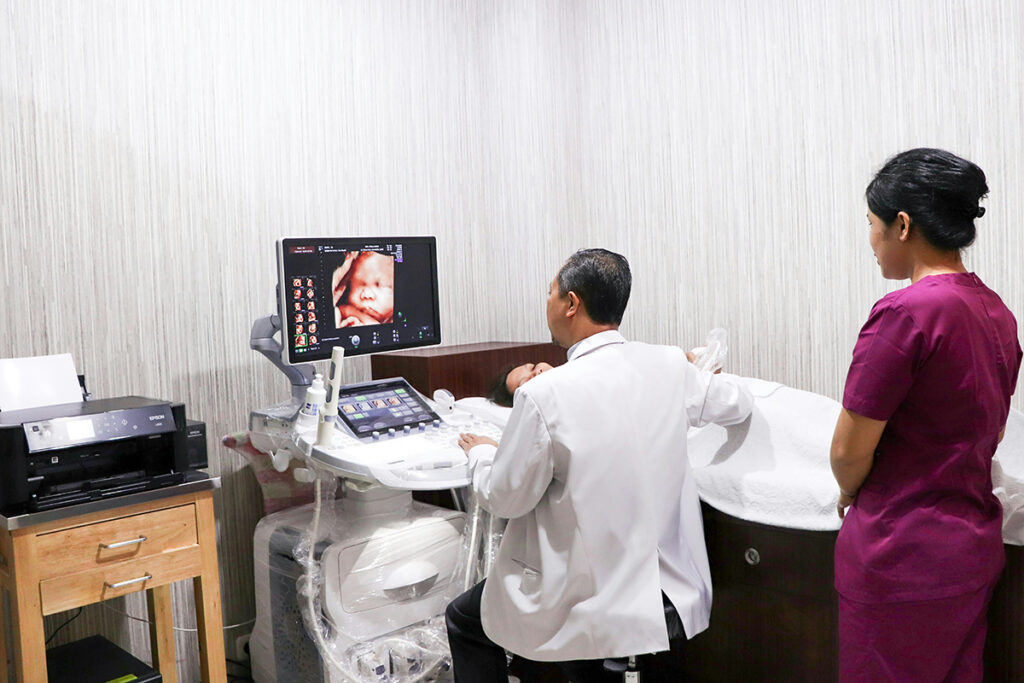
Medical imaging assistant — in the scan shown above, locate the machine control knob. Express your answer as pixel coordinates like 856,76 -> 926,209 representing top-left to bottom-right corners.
388,428 -> 396,437
403,425 -> 411,433
418,423 -> 426,431
744,548 -> 761,566
372,431 -> 380,440
432,419 -> 441,428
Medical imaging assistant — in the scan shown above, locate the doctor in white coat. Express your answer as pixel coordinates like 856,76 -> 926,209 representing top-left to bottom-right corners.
445,248 -> 753,682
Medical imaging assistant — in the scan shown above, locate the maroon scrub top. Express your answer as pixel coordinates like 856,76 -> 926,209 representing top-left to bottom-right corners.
837,272 -> 1023,603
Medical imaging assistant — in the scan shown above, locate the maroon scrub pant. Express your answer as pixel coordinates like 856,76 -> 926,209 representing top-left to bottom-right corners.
839,582 -> 996,683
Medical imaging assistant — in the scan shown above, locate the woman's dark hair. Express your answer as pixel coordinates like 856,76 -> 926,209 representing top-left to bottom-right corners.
556,248 -> 632,325
865,148 -> 988,251
488,364 -> 516,407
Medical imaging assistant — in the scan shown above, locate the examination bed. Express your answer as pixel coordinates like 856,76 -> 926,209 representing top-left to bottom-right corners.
369,344 -> 1024,682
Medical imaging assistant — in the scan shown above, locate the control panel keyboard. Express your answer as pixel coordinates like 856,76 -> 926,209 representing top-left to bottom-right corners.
306,410 -> 503,490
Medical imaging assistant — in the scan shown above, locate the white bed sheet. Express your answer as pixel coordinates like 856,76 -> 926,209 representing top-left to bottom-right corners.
455,386 -> 1024,543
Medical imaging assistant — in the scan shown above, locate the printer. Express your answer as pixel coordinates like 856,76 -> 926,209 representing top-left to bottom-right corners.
0,396 -> 208,517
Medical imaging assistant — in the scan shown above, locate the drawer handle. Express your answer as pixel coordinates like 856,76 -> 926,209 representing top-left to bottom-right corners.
105,574 -> 152,589
744,548 -> 761,566
101,536 -> 147,550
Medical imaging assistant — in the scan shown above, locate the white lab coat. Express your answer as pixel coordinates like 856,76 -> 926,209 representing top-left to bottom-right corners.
467,330 -> 753,661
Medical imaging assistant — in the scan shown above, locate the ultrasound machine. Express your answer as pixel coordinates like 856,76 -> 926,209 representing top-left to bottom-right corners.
247,237 -> 502,683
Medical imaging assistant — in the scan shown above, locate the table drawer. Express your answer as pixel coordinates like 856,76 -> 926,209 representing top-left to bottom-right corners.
35,504 -> 198,581
40,545 -> 202,615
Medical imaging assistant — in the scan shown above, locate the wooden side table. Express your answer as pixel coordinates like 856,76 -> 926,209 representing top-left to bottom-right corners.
0,480 -> 227,683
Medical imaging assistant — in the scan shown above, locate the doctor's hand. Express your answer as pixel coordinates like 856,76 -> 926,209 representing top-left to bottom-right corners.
837,491 -> 855,519
458,433 -> 497,453
685,349 -> 723,374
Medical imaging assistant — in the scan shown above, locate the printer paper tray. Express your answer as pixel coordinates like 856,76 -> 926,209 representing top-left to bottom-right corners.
31,473 -> 186,512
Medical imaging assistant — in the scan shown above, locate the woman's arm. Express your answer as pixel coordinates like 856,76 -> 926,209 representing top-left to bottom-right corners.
830,408 -> 887,518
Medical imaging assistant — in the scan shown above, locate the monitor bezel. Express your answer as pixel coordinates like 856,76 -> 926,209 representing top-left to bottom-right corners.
276,236 -> 442,365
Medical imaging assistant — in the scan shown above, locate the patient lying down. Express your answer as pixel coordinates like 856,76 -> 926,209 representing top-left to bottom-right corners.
486,351 -> 708,407
487,362 -> 554,407
450,363 -> 554,434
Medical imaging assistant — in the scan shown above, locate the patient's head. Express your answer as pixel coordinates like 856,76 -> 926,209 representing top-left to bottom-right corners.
489,362 -> 554,407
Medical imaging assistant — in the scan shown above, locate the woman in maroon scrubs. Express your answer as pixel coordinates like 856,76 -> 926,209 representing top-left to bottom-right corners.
831,148 -> 1022,682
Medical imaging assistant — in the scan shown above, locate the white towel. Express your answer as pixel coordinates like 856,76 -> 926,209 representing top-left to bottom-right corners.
456,385 -> 1024,543
691,379 -> 1024,543
689,378 -> 842,531
453,396 -> 513,428
992,409 -> 1024,546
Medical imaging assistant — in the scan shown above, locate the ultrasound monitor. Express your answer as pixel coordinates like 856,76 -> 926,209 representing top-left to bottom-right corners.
277,237 -> 440,364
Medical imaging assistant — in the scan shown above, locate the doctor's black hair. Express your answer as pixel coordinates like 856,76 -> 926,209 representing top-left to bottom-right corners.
866,148 -> 988,251
556,248 -> 631,325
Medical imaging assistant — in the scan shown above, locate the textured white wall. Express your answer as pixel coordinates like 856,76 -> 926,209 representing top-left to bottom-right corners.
2,1 -> 1022,679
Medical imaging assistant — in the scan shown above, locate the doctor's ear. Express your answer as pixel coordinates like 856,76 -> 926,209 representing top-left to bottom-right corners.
566,291 -> 581,316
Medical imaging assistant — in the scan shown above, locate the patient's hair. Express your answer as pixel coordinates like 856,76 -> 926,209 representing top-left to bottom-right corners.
866,148 -> 988,251
488,365 -> 516,407
556,248 -> 631,325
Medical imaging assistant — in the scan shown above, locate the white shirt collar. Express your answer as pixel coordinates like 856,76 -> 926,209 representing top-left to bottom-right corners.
567,329 -> 626,362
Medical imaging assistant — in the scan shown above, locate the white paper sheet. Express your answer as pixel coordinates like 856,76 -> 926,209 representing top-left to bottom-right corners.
0,353 -> 83,411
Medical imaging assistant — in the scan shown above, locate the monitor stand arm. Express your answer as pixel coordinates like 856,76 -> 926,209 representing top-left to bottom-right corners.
250,314 -> 315,402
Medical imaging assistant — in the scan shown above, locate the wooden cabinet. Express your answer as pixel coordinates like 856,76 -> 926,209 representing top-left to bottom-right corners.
682,504 -> 840,682
370,341 -> 566,399
0,486 -> 226,683
685,504 -> 1024,683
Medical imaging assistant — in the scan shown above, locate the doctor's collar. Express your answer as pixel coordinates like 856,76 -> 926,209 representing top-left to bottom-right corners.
567,329 -> 626,362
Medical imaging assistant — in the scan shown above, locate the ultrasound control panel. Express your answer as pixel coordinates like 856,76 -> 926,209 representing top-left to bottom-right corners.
303,378 -> 503,490
334,378 -> 440,439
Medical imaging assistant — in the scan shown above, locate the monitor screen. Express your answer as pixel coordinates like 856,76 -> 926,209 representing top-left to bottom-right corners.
277,236 -> 441,364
